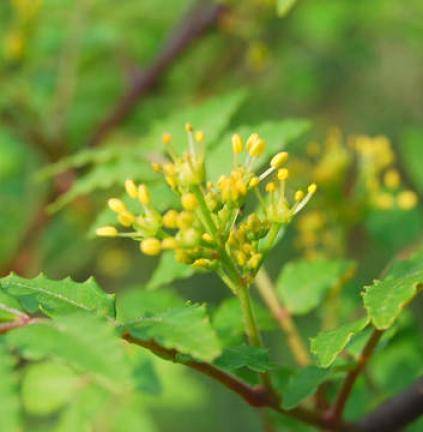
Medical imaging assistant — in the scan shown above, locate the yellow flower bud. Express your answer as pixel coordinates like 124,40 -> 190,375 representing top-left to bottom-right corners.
96,226 -> 118,237
295,190 -> 305,202
140,238 -> 161,256
247,253 -> 262,269
202,233 -> 213,243
162,237 -> 178,250
397,190 -> 418,210
108,198 -> 126,214
138,184 -> 150,205
175,249 -> 191,263
308,183 -> 317,194
181,193 -> 198,211
249,176 -> 260,188
277,168 -> 289,181
195,130 -> 205,142
235,250 -> 246,266
270,152 -> 289,169
232,133 -> 243,154
125,179 -> 138,198
118,211 -> 135,227
265,182 -> 276,193
185,122 -> 193,132
248,137 -> 266,157
162,210 -> 179,229
375,193 -> 394,209
177,211 -> 194,229
384,169 -> 400,189
192,258 -> 210,268
151,162 -> 162,172
246,133 -> 259,152
162,133 -> 172,145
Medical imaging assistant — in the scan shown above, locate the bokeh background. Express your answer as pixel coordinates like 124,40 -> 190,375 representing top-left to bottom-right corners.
1,0 -> 423,430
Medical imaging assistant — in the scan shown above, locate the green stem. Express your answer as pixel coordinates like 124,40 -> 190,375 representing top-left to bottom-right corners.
237,284 -> 262,347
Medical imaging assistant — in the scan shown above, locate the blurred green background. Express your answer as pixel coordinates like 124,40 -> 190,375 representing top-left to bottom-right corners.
1,0 -> 423,430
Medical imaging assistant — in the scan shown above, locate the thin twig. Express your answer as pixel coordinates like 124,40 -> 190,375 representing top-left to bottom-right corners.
255,267 -> 311,366
88,0 -> 226,146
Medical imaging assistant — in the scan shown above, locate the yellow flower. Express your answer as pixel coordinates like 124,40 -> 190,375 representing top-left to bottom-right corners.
140,238 -> 161,256
96,226 -> 118,237
397,191 -> 418,210
181,193 -> 198,211
108,198 -> 126,214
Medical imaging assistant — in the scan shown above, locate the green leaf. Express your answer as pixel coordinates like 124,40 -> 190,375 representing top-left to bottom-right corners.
402,128 -> 423,194
0,344 -> 20,432
6,313 -> 132,390
277,0 -> 298,17
207,119 -> 311,181
363,247 -> 423,329
0,273 -> 115,318
277,259 -> 355,315
122,303 -> 221,362
310,317 -> 369,368
146,252 -> 195,290
0,289 -> 24,321
280,366 -> 330,410
116,287 -> 184,323
212,297 -> 275,345
22,361 -> 80,415
215,344 -> 273,372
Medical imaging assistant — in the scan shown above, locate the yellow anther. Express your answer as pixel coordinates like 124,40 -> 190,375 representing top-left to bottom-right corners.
308,183 -> 317,194
162,210 -> 179,229
162,237 -> 178,250
375,193 -> 394,209
108,198 -> 126,214
235,250 -> 247,266
162,133 -> 172,145
96,226 -> 118,237
185,122 -> 193,132
193,258 -> 209,268
202,233 -> 213,243
384,169 -> 400,189
247,253 -> 262,269
181,193 -> 198,211
397,190 -> 418,210
265,182 -> 276,193
246,133 -> 259,153
138,184 -> 150,205
249,176 -> 260,188
248,137 -> 266,157
232,133 -> 244,154
125,179 -> 138,199
140,238 -> 162,256
277,168 -> 289,181
118,211 -> 135,227
295,190 -> 305,202
151,162 -> 162,172
195,130 -> 205,142
270,152 -> 289,169
165,175 -> 177,189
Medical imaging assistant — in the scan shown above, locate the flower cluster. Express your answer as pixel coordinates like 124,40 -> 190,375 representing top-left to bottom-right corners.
97,124 -> 316,287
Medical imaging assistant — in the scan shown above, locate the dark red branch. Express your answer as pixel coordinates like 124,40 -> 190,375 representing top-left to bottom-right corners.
88,1 -> 226,147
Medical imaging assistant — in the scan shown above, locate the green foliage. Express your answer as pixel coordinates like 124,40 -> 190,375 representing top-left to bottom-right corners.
215,344 -> 273,373
363,247 -> 423,330
277,0 -> 298,17
276,259 -> 355,315
0,273 -> 115,317
310,317 -> 369,368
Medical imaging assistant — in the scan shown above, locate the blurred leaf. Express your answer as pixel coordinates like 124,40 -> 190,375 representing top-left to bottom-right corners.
215,344 -> 273,373
212,297 -> 275,346
6,313 -> 132,390
207,119 -> 311,181
276,259 -> 355,315
402,128 -> 423,194
0,344 -> 20,432
0,290 -> 24,321
22,361 -> 80,415
116,287 -> 184,322
0,273 -> 115,318
363,247 -> 423,329
277,0 -> 298,17
146,252 -> 195,290
122,303 -> 221,362
108,397 -> 157,432
278,366 -> 330,410
310,317 -> 369,368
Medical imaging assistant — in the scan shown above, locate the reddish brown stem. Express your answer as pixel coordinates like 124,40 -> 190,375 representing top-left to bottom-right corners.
329,329 -> 384,424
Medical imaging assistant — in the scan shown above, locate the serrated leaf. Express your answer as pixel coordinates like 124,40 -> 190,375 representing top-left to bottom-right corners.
122,303 -> 221,362
207,119 -> 311,181
0,289 -> 25,321
0,344 -> 20,432
146,252 -> 195,290
310,317 -> 369,368
280,366 -> 330,410
22,361 -> 80,415
0,273 -> 114,318
6,313 -> 132,391
215,344 -> 273,372
277,259 -> 355,315
277,0 -> 298,17
363,247 -> 423,329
